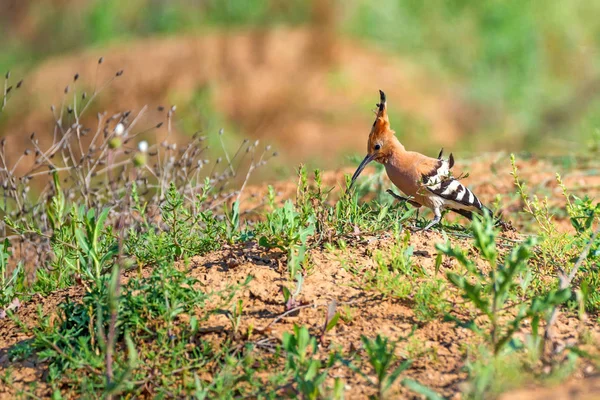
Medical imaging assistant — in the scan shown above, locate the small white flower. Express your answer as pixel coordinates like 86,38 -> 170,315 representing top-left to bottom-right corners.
138,140 -> 149,153
114,123 -> 125,136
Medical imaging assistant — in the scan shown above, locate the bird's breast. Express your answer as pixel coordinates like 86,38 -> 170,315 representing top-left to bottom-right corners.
384,163 -> 420,198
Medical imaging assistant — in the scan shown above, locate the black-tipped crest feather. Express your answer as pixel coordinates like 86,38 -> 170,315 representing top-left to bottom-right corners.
378,90 -> 386,111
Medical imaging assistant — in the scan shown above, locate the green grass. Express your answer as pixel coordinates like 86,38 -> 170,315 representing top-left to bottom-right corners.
1,16 -> 600,396
1,155 -> 598,397
0,78 -> 599,395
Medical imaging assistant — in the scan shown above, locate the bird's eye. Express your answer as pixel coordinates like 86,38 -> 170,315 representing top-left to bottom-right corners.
374,144 -> 381,151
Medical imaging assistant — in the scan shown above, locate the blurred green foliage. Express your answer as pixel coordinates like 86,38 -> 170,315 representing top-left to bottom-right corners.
0,0 -> 310,72
345,0 -> 600,148
2,0 -> 600,152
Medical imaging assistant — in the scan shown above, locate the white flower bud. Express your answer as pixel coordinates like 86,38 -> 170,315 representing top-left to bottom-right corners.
114,123 -> 125,136
138,140 -> 149,153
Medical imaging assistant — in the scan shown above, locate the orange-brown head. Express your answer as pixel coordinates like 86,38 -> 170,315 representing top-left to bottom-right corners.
350,90 -> 398,189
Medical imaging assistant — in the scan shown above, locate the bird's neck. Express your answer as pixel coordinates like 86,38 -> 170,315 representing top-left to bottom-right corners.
384,136 -> 407,162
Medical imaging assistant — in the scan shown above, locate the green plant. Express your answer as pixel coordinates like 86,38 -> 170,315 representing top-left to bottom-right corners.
74,206 -> 118,282
24,255 -> 248,396
360,332 -> 442,399
282,325 -> 343,400
224,199 -> 241,242
259,199 -> 316,251
127,181 -> 224,264
361,334 -> 411,399
282,273 -> 304,310
438,211 -> 571,356
0,239 -> 24,308
413,279 -> 450,322
258,187 -> 315,279
360,230 -> 440,310
513,155 -> 600,312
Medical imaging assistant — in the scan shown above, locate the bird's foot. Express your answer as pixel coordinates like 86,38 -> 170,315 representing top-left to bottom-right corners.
414,215 -> 442,233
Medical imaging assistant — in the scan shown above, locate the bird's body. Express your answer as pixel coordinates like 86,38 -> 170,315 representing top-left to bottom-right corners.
350,90 -> 492,231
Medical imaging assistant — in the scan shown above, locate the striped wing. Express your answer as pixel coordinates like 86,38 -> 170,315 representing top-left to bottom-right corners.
420,158 -> 483,211
426,178 -> 483,211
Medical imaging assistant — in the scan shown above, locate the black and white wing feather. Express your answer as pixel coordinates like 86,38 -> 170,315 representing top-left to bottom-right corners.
421,156 -> 483,212
427,178 -> 483,211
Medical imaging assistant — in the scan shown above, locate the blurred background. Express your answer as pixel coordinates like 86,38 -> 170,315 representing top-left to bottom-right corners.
1,0 -> 600,179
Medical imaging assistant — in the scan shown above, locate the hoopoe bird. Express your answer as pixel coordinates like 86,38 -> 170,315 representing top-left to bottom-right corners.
350,90 -> 500,231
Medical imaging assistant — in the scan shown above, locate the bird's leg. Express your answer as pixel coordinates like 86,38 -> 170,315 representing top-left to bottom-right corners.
418,208 -> 442,232
386,189 -> 421,208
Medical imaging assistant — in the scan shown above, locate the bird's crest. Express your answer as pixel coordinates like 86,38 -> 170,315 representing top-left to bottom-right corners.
369,90 -> 392,141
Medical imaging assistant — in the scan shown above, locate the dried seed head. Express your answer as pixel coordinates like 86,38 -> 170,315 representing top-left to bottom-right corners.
170,144 -> 177,151
216,157 -> 222,164
157,106 -> 164,112
5,71 -> 10,79
219,128 -> 224,135
16,80 -> 23,88
64,85 -> 69,94
67,106 -> 73,114
24,149 -> 31,156
116,70 -> 124,77
156,122 -> 163,128
82,92 -> 87,100
98,57 -> 104,64
266,145 -> 271,151
74,73 -> 79,81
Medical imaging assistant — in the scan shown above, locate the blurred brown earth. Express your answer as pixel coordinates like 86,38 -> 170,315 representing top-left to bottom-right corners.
1,28 -> 481,173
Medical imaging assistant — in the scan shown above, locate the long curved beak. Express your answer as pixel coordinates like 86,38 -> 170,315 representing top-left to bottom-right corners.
349,153 -> 376,191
